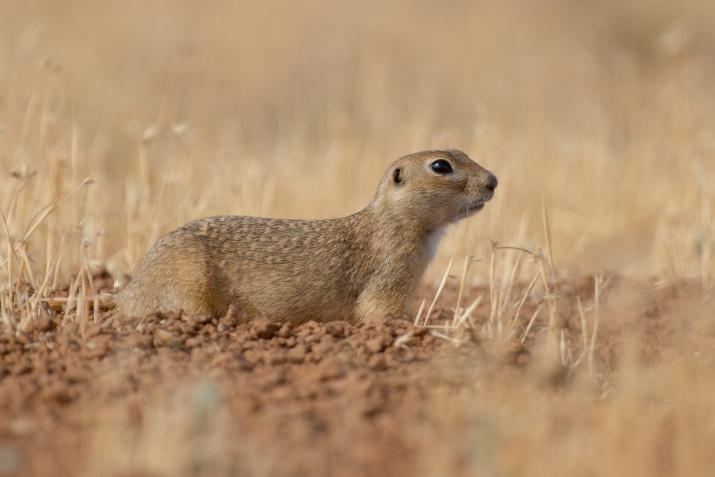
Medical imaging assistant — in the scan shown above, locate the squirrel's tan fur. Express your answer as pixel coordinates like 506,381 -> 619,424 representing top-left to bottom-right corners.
115,149 -> 497,323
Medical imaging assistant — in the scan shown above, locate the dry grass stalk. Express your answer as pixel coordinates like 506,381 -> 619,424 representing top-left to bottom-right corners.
79,271 -> 89,338
0,177 -> 94,326
423,257 -> 453,326
454,295 -> 483,329
64,276 -> 79,325
52,250 -> 63,290
413,299 -> 427,326
589,276 -> 602,376
499,249 -> 523,324
536,250 -> 558,350
429,329 -> 469,346
452,255 -> 472,324
577,296 -> 588,351
15,241 -> 37,290
425,243 -> 555,348
487,242 -> 497,337
541,198 -> 556,276
0,291 -> 13,329
521,302 -> 544,344
508,269 -> 540,336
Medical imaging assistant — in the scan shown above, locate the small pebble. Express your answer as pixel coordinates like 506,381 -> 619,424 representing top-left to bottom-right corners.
252,318 -> 279,339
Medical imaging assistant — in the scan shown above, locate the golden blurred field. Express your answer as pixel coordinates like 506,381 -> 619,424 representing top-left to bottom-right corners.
2,0 -> 714,283
1,0 -> 715,475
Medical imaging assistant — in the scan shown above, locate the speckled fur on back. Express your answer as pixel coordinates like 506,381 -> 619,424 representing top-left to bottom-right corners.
114,149 -> 498,323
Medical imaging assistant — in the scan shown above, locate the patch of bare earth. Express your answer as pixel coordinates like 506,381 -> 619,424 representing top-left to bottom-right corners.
0,273 -> 712,476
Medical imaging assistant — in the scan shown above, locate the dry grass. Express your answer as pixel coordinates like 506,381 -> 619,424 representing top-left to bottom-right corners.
2,0 -> 715,475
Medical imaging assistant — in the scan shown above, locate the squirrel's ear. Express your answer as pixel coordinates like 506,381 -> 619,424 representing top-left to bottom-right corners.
392,168 -> 403,184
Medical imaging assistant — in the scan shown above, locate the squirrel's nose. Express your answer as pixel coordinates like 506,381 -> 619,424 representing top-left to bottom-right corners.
485,172 -> 498,192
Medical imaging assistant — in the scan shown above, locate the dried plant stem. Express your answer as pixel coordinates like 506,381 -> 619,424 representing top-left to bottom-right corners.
1,211 -> 14,310
16,242 -> 37,290
22,203 -> 58,243
65,276 -> 80,324
542,198 -> 556,276
588,276 -> 602,376
429,330 -> 468,346
22,177 -> 93,244
1,290 -> 17,329
79,273 -> 88,338
508,269 -> 540,335
577,296 -> 588,350
43,295 -> 107,304
413,299 -> 426,326
6,173 -> 36,231
495,289 -> 504,338
16,288 -> 31,332
52,251 -> 63,291
30,245 -> 58,317
521,302 -> 544,344
537,254 -> 557,347
80,241 -> 97,298
14,252 -> 27,300
51,211 -> 78,291
424,257 -> 453,326
700,192 -> 713,288
500,250 -> 522,320
453,255 -> 472,325
455,295 -> 483,329
487,243 -> 497,337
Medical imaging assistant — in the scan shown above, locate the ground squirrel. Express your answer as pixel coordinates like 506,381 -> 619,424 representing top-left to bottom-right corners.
115,149 -> 497,323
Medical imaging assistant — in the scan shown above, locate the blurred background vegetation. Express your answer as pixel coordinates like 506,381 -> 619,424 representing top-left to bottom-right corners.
1,0 -> 714,285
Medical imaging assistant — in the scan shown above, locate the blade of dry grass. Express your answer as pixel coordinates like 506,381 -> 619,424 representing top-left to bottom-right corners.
508,269 -> 540,335
23,177 -> 94,242
577,296 -> 588,351
454,295 -> 483,329
423,257 -> 453,326
15,241 -> 37,290
521,302 -> 544,344
589,276 -> 602,376
452,255 -> 472,325
414,299 -> 426,326
0,210 -> 14,297
542,195 -> 556,277
487,242 -> 497,337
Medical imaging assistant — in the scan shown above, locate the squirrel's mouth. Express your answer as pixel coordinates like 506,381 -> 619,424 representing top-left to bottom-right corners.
466,202 -> 485,213
465,196 -> 490,214
467,189 -> 495,213
447,196 -> 492,225
450,200 -> 485,223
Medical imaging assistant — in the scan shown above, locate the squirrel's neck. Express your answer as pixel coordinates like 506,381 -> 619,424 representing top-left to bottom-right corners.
355,203 -> 445,272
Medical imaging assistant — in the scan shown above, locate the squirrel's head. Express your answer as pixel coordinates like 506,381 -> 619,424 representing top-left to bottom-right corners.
374,149 -> 497,233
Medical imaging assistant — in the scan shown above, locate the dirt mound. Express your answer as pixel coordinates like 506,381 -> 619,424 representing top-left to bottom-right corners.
0,275 -> 710,476
1,306 -> 489,476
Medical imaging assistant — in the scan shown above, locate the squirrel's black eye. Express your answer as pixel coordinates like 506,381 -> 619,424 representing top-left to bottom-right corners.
430,159 -> 453,174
